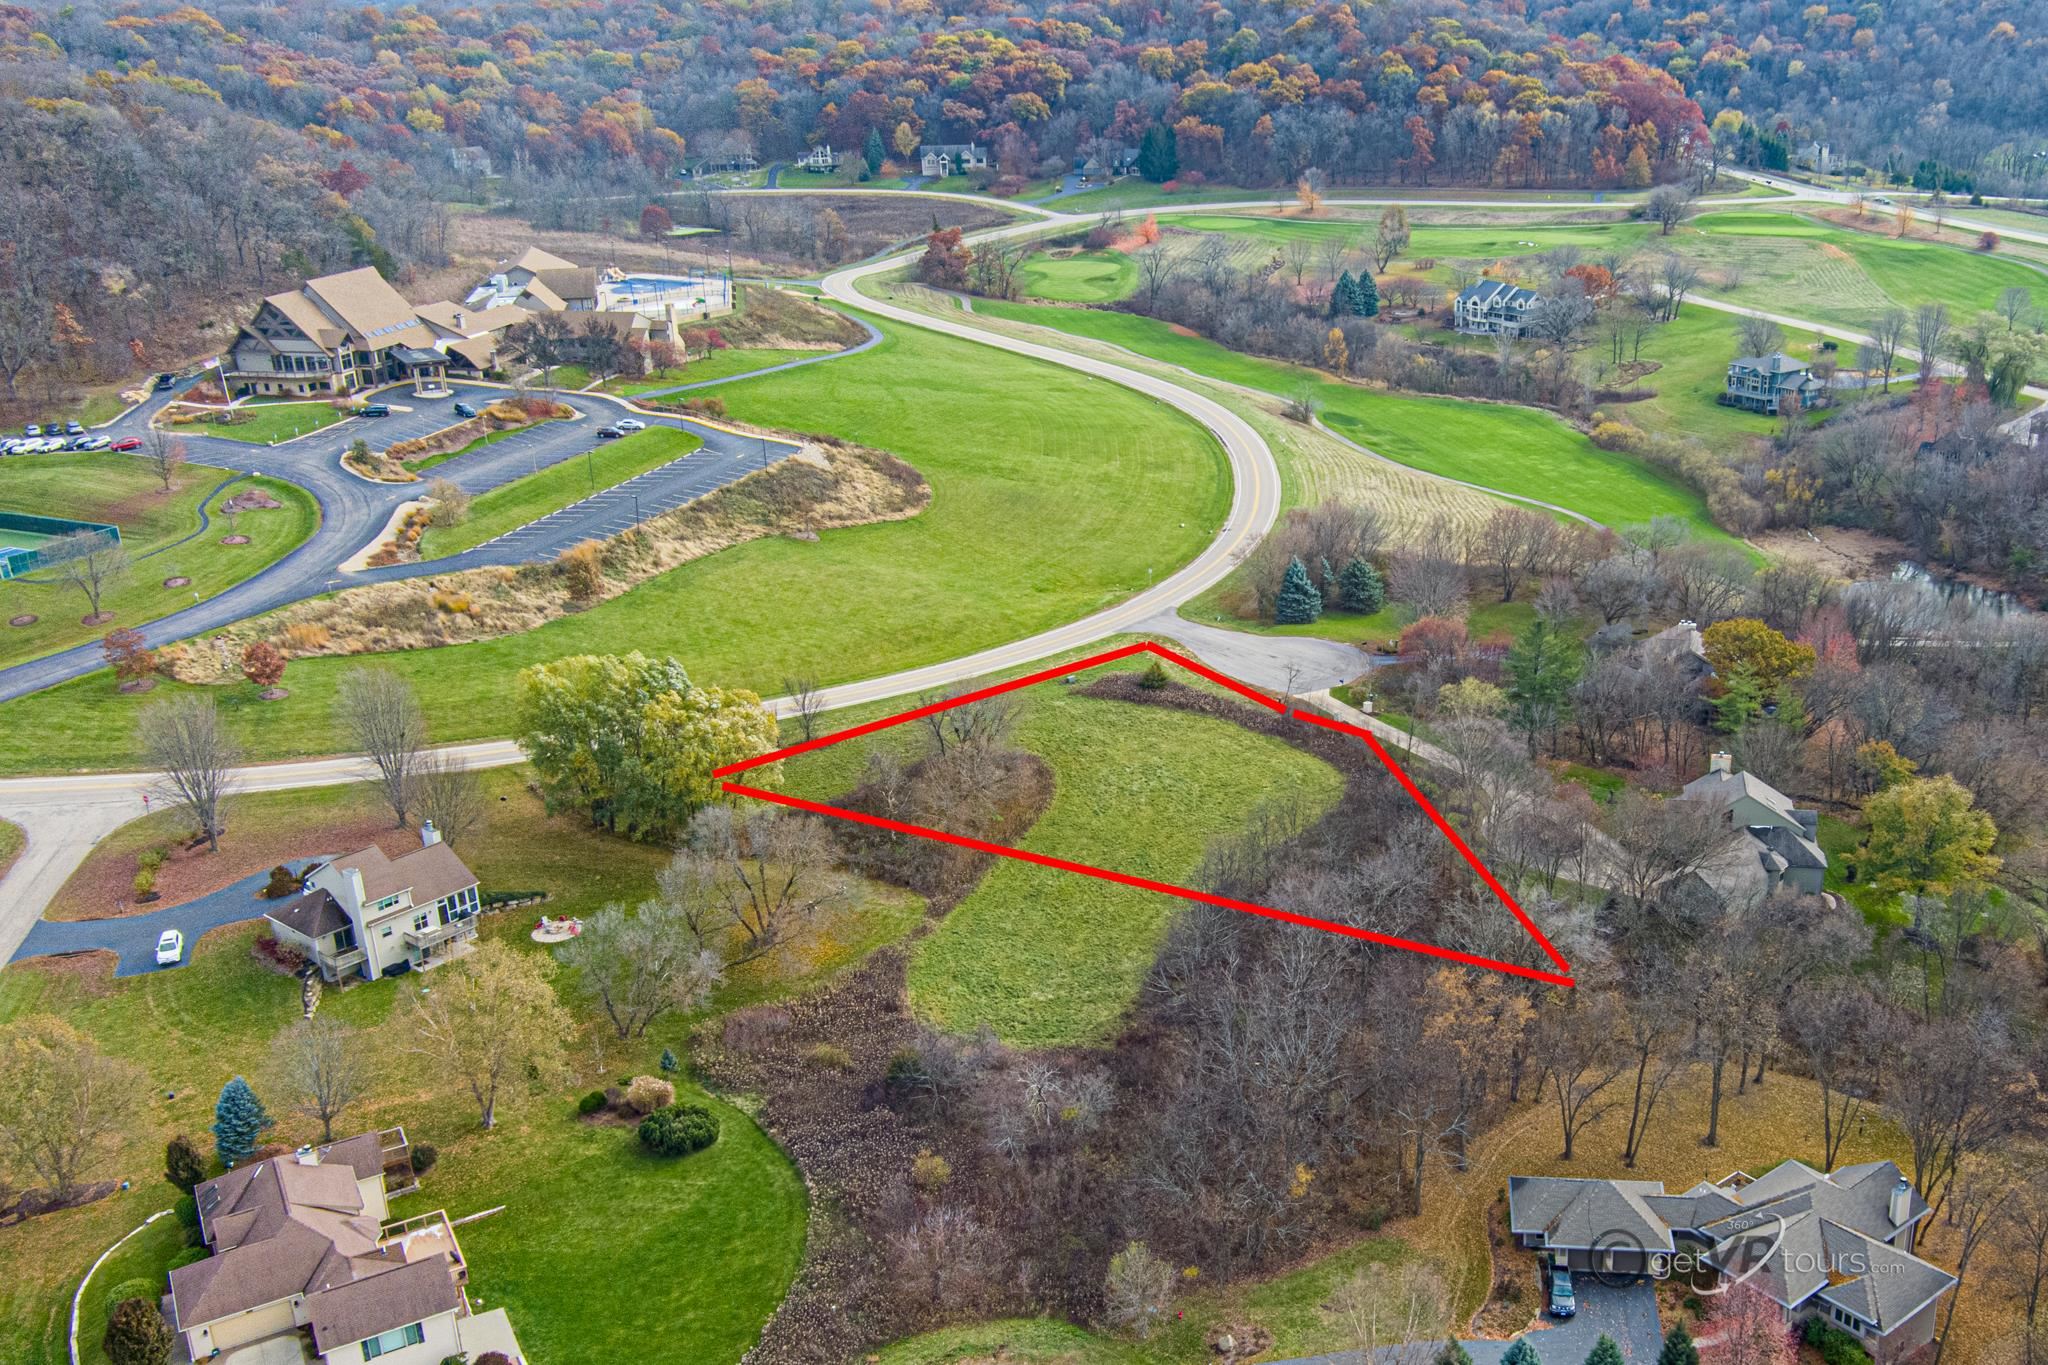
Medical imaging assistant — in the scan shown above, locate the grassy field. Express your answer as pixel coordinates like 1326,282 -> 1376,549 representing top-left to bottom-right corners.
781,672 -> 1344,1048
1019,250 -> 1139,302
0,455 -> 318,671
162,401 -> 346,445
965,298 -> 1722,537
602,348 -> 838,396
417,426 -> 703,559
0,769 -> 830,1365
0,317 -> 1230,771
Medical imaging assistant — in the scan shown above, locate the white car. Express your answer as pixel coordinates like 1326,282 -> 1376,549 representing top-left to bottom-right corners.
155,929 -> 184,966
614,417 -> 647,431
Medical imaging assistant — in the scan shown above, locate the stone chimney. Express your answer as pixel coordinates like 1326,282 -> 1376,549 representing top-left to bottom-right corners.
421,820 -> 442,848
452,310 -> 464,331
1710,752 -> 1733,776
1890,1176 -> 1911,1228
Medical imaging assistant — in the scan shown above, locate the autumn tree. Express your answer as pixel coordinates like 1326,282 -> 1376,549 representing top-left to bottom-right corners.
638,203 -> 672,238
401,942 -> 572,1129
1862,775 -> 2001,896
269,1016 -> 369,1143
102,627 -> 155,688
0,1016 -> 143,1196
1707,1284 -> 1793,1365
240,640 -> 286,692
916,227 -> 972,291
1701,618 -> 1815,691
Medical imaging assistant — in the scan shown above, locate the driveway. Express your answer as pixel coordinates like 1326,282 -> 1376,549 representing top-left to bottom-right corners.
1272,1279 -> 1664,1365
10,860 -> 326,977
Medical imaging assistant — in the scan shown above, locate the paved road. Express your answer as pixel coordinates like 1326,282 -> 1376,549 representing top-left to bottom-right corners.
0,382 -> 788,702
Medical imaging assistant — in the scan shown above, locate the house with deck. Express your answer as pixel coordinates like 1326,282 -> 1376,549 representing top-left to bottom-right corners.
165,1130 -> 524,1365
266,824 -> 481,983
1510,1161 -> 1953,1360
1453,279 -> 1542,335
1723,352 -> 1828,415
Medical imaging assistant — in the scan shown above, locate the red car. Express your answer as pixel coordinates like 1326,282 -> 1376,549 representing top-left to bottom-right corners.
109,436 -> 142,452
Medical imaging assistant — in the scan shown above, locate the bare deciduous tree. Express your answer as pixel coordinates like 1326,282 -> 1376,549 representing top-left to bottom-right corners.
139,693 -> 237,852
1530,989 -> 1626,1160
1736,314 -> 1784,358
49,531 -> 128,622
664,806 -> 848,967
1868,307 -> 1909,391
141,429 -> 186,492
560,899 -> 724,1038
336,667 -> 429,827
0,1015 -> 143,1196
401,942 -> 571,1129
269,1015 -> 369,1142
783,673 -> 826,742
414,754 -> 487,849
1915,302 -> 1951,381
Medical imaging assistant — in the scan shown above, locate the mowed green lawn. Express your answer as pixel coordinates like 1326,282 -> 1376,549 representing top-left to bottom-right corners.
0,318 -> 1230,770
1170,212 -> 1656,263
164,401 -> 346,444
602,347 -> 837,396
0,454 -> 317,670
418,426 -> 703,559
784,673 -> 1344,1048
1019,249 -> 1139,302
967,298 -> 1722,537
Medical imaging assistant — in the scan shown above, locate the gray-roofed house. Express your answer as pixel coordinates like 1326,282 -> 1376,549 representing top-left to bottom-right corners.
1724,352 -> 1828,415
1453,279 -> 1542,336
1678,752 -> 1829,899
266,824 -> 481,983
166,1131 -> 526,1364
919,143 -> 989,178
1510,1161 -> 1951,1359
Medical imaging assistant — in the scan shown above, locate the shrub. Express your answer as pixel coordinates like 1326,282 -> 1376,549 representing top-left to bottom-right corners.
281,622 -> 332,654
425,477 -> 471,526
430,589 -> 475,615
476,1354 -> 515,1365
557,539 -> 606,600
911,1148 -> 952,1191
173,1194 -> 199,1229
625,1075 -> 676,1114
165,1135 -> 207,1194
803,1043 -> 852,1070
409,1143 -> 438,1175
103,1298 -> 173,1365
1803,1318 -> 1873,1365
1589,420 -> 1643,453
638,1102 -> 720,1157
261,865 -> 301,899
167,1246 -> 208,1269
680,396 -> 727,418
577,1090 -> 608,1115
133,867 -> 157,899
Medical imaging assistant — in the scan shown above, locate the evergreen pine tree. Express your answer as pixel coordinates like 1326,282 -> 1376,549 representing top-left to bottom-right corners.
1584,1335 -> 1625,1365
1354,270 -> 1380,317
1436,1338 -> 1474,1365
1500,1339 -> 1542,1365
863,127 -> 886,177
212,1076 -> 274,1169
1505,617 -> 1581,752
1137,124 -> 1178,182
1274,556 -> 1323,625
164,1134 -> 207,1194
659,1047 -> 680,1074
1713,662 -> 1766,732
1338,558 -> 1386,614
1330,271 -> 1357,317
1657,1323 -> 1699,1365
103,1297 -> 174,1365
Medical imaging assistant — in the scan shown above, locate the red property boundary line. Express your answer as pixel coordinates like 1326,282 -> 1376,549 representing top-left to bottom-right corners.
713,643 -> 1575,988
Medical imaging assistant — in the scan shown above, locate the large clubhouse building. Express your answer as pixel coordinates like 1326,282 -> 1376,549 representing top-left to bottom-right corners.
225,247 -> 733,398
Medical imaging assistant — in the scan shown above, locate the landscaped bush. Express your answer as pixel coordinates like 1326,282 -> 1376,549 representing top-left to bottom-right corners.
261,865 -> 301,899
166,1246 -> 208,1270
102,1297 -> 173,1365
577,1090 -> 608,1115
172,1195 -> 199,1230
409,1144 -> 438,1175
251,934 -> 308,973
802,1043 -> 852,1070
1803,1317 -> 1873,1365
164,1135 -> 206,1194
625,1075 -> 676,1114
1588,420 -> 1644,453
638,1102 -> 720,1157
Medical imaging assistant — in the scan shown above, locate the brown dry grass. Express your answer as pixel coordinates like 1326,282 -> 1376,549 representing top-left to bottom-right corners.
170,440 -> 929,675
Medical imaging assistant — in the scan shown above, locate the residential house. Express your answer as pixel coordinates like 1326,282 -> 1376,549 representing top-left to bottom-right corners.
266,824 -> 481,983
1510,1161 -> 1953,1360
224,268 -> 450,398
1724,352 -> 1828,415
692,152 -> 758,175
447,145 -> 492,177
464,246 -> 599,313
1078,155 -> 1108,184
797,144 -> 844,173
166,1131 -> 525,1365
919,143 -> 988,178
1453,279 -> 1542,336
1678,752 -> 1830,898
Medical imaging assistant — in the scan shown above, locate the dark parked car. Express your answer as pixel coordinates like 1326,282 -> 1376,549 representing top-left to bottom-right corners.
596,426 -> 623,439
360,404 -> 391,418
453,401 -> 477,419
1547,1264 -> 1576,1319
154,373 -> 177,391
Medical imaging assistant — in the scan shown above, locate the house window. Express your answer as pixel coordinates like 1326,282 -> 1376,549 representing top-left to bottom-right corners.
332,925 -> 358,953
413,909 -> 434,933
360,1322 -> 426,1359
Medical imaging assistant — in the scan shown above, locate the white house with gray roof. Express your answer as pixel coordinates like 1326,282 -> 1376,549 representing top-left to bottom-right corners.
1510,1160 -> 1953,1359
266,825 -> 481,983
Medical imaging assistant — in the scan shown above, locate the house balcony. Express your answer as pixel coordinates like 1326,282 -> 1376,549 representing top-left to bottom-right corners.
379,1209 -> 468,1284
403,916 -> 477,950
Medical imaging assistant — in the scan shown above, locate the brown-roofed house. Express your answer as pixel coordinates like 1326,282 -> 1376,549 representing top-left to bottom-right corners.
266,824 -> 481,983
226,268 -> 450,398
167,1132 -> 526,1364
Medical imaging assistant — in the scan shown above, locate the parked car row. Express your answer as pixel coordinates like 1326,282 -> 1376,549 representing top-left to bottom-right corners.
595,418 -> 647,439
15,420 -> 85,438
2,433 -> 116,454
